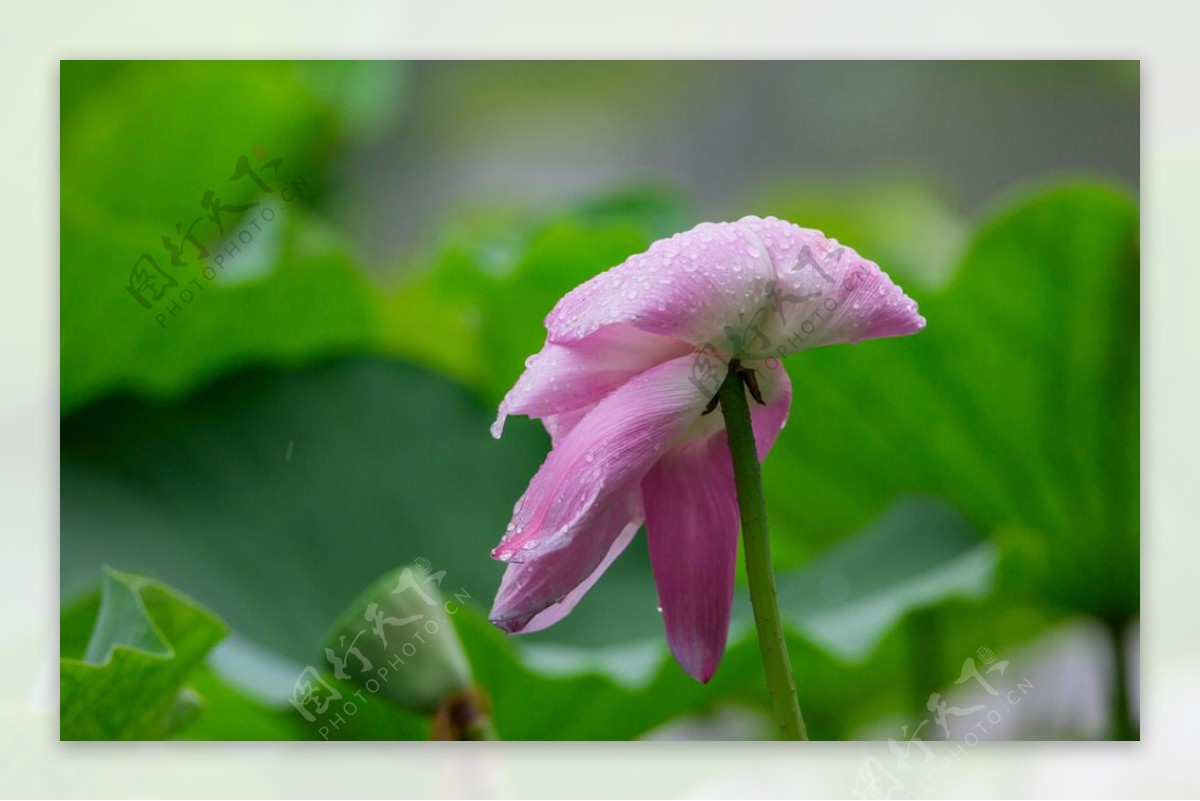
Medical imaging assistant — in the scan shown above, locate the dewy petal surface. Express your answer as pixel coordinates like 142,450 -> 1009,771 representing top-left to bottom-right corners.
492,353 -> 719,563
492,323 -> 691,438
736,216 -> 926,358
643,434 -> 740,683
490,497 -> 642,633
544,221 -> 778,352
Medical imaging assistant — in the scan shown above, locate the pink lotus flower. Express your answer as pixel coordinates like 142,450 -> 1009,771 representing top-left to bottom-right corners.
488,216 -> 925,682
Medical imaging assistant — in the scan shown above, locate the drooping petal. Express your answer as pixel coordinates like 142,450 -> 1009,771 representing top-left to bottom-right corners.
541,406 -> 591,447
492,323 -> 691,438
643,434 -> 739,683
821,260 -> 929,345
748,361 -> 792,458
544,221 -> 777,352
490,494 -> 642,633
736,216 -> 926,358
492,353 -> 720,563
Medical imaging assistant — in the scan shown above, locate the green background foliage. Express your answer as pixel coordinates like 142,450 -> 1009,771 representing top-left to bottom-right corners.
59,61 -> 1138,740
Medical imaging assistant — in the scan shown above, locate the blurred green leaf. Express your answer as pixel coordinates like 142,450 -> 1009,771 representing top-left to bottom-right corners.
748,178 -> 969,290
176,662 -> 428,741
381,186 -> 695,406
174,663 -> 312,740
59,61 -> 400,415
61,198 -> 386,413
58,572 -> 433,741
776,496 -> 994,661
59,590 -> 102,661
761,182 -> 1138,624
61,61 -> 335,225
61,359 -> 546,665
456,593 -> 1033,741
293,61 -> 410,143
60,570 -> 226,739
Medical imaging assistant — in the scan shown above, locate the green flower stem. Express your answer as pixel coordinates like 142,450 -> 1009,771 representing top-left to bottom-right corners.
717,361 -> 809,741
1105,616 -> 1137,740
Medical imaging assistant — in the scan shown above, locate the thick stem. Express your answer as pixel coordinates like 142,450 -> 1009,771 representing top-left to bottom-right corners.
1105,617 -> 1137,741
718,361 -> 808,741
905,607 -> 943,734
